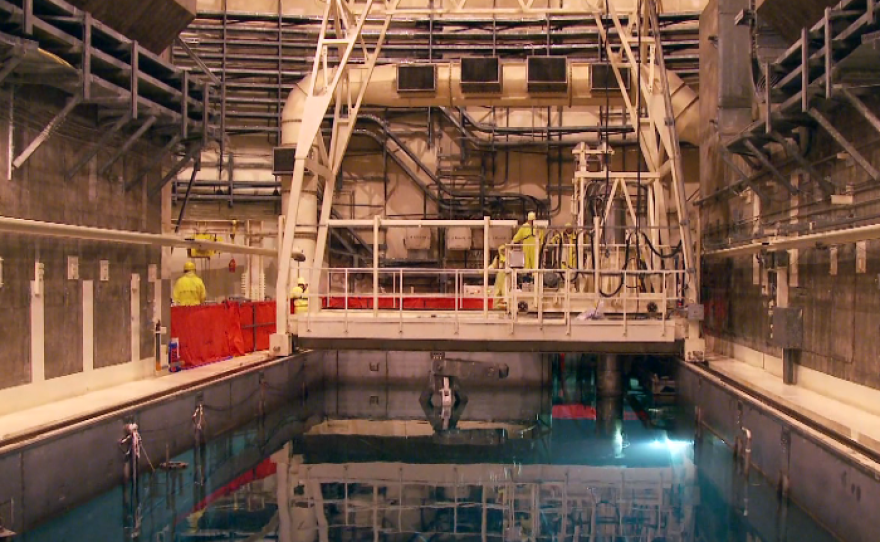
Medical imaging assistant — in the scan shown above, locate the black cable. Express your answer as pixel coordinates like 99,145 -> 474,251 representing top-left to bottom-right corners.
640,231 -> 682,259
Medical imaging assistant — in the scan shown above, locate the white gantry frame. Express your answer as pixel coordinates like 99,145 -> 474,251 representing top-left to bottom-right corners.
273,0 -> 697,349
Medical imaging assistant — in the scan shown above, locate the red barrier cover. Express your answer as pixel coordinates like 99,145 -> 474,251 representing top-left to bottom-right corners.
239,301 -> 276,352
321,296 -> 493,310
170,302 -> 246,368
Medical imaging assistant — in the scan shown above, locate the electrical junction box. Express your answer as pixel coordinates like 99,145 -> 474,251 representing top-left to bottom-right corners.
67,256 -> 79,280
99,260 -> 109,282
687,303 -> 705,321
404,227 -> 432,250
770,307 -> 803,349
507,247 -> 526,269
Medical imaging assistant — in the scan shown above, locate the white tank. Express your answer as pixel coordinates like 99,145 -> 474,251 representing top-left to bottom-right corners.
404,227 -> 432,250
446,227 -> 473,251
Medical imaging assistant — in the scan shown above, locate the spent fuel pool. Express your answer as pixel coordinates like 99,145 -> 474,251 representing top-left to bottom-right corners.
11,372 -> 838,542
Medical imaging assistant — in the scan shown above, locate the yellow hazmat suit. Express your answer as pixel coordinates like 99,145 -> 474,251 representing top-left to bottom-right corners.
511,223 -> 543,269
489,246 -> 508,306
550,227 -> 577,269
290,278 -> 309,314
173,271 -> 207,306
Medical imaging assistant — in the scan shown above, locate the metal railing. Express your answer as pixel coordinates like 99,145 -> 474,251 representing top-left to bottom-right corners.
292,264 -> 684,337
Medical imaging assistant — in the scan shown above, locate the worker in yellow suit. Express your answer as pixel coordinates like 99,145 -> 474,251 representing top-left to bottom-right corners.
290,277 -> 309,315
550,223 -> 577,270
511,211 -> 544,270
172,261 -> 206,306
489,244 -> 508,308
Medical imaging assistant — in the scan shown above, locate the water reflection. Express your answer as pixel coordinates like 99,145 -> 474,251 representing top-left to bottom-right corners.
18,356 -> 839,542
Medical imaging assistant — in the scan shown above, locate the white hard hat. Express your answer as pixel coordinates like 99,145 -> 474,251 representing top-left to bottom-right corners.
527,211 -> 536,221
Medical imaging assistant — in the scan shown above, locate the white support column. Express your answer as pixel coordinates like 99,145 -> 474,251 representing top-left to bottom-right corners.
483,216 -> 490,316
83,280 -> 94,372
373,215 -> 379,317
131,273 -> 141,363
30,261 -> 45,383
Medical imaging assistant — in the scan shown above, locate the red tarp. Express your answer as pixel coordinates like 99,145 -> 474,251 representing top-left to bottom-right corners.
170,302 -> 245,368
322,296 -> 493,310
239,301 -> 276,352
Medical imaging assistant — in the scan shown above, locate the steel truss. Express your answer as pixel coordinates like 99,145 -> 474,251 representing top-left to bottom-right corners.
272,0 -> 700,352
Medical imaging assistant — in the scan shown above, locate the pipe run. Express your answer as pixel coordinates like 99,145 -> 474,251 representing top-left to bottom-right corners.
0,215 -> 304,260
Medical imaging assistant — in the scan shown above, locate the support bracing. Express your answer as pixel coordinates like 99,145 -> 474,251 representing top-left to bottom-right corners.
768,132 -> 835,195
809,107 -> 880,181
148,143 -> 202,197
719,148 -> 771,206
12,94 -> 81,169
99,116 -> 156,177
126,134 -> 181,191
66,113 -> 132,181
743,139 -> 799,194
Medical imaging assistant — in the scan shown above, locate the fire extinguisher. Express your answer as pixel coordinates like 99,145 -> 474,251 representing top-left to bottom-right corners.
228,258 -> 237,273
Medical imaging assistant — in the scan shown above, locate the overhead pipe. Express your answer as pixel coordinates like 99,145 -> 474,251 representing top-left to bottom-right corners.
0,216 -> 302,259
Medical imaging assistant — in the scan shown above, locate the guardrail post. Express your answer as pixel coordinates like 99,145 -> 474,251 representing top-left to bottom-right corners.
483,216 -> 490,317
373,215 -> 379,317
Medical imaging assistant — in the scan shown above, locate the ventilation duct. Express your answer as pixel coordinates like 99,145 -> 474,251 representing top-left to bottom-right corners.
281,61 -> 700,147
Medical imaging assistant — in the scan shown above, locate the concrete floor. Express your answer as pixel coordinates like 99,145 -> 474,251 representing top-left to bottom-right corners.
0,352 -> 272,449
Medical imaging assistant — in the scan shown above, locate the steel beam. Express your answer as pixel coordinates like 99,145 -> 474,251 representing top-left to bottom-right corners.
769,132 -> 835,194
65,113 -> 132,180
719,148 -> 770,205
126,134 -> 181,191
174,37 -> 221,86
98,116 -> 156,177
12,95 -> 81,169
82,12 -> 92,100
174,157 -> 201,233
148,143 -> 202,196
0,54 -> 24,85
809,107 -> 880,181
743,139 -> 799,194
130,41 -> 139,120
802,28 -> 810,112
840,87 -> 880,135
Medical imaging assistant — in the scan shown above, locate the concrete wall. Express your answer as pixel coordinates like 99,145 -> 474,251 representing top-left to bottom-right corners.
699,9 -> 880,390
0,87 -> 163,391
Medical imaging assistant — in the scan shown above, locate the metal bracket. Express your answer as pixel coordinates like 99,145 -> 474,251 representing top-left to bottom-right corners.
66,112 -> 132,180
99,116 -> 156,177
743,139 -> 799,194
147,142 -> 202,196
12,95 -> 81,169
809,107 -> 880,181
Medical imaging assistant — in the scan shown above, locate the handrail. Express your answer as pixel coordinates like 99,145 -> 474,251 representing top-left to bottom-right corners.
296,265 -> 685,336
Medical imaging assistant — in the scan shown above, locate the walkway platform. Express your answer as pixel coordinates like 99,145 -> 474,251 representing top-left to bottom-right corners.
0,353 -> 276,452
296,311 -> 684,353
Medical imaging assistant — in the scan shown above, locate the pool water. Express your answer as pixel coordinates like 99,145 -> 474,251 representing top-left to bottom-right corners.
16,377 -> 838,542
